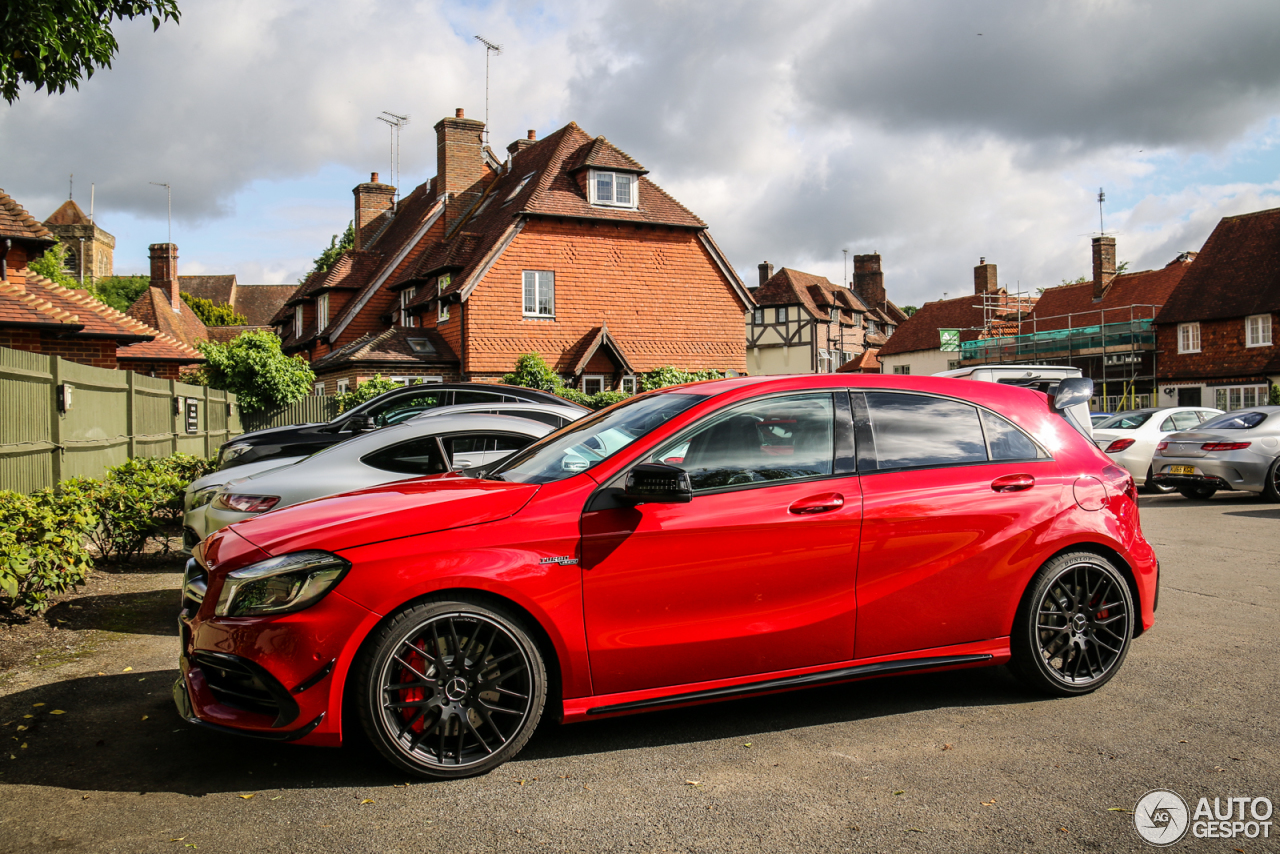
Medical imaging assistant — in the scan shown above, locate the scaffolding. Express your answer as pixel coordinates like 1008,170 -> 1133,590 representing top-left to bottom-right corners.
960,304 -> 1163,412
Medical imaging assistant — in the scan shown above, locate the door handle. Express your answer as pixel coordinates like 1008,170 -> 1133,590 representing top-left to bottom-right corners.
991,474 -> 1035,493
788,493 -> 845,514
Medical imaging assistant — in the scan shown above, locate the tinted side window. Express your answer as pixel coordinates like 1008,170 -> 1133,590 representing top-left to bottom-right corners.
863,392 -> 987,470
454,390 -> 505,405
658,393 -> 834,491
444,433 -> 533,458
369,390 -> 446,426
980,410 -> 1041,461
361,437 -> 449,476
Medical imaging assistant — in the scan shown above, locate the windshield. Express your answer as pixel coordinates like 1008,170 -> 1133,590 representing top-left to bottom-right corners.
1097,411 -> 1154,430
1199,410 -> 1269,430
487,392 -> 709,484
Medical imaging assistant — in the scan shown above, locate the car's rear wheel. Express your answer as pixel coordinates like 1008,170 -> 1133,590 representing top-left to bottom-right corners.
357,599 -> 547,779
1178,484 -> 1217,500
1142,466 -> 1176,494
1263,457 -> 1280,502
1009,552 -> 1133,697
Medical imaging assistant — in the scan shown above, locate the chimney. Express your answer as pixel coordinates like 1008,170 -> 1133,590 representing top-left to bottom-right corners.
974,257 -> 998,295
435,107 -> 488,230
507,129 -> 538,157
853,253 -> 886,309
353,172 -> 396,250
149,243 -> 180,313
757,262 -> 774,287
1092,235 -> 1117,299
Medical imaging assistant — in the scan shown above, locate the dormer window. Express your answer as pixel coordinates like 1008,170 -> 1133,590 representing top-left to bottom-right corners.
400,287 -> 417,328
505,172 -> 537,204
589,170 -> 638,209
294,305 -> 303,338
317,293 -> 329,331
829,307 -> 839,323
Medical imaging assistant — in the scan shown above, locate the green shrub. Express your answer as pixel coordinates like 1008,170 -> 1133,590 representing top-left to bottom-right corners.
1271,384 -> 1280,406
0,490 -> 97,615
502,353 -> 566,392
195,330 -> 315,413
502,353 -> 727,410
335,374 -> 399,413
640,366 -> 725,391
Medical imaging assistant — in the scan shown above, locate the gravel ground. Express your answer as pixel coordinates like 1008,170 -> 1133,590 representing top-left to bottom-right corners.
0,492 -> 1276,854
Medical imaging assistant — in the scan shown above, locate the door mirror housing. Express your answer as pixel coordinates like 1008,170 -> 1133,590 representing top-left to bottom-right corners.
348,415 -> 377,433
622,463 -> 693,504
1053,377 -> 1094,411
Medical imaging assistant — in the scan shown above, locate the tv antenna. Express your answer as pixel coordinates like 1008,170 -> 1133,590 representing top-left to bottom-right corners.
376,111 -> 410,210
149,181 -> 172,243
474,35 -> 502,144
842,248 -> 849,286
1098,187 -> 1106,234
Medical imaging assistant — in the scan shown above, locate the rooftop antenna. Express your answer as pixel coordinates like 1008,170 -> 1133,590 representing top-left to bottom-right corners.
149,182 -> 171,243
376,111 -> 410,210
69,173 -> 73,200
842,248 -> 849,287
474,35 -> 502,145
1098,187 -> 1106,234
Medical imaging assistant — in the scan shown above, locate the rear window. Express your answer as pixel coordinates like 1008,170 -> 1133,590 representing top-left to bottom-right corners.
1199,410 -> 1269,430
1097,411 -> 1154,430
361,436 -> 449,476
861,392 -> 987,470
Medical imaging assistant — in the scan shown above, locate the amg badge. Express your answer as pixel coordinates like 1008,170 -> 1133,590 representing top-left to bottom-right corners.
539,556 -> 579,565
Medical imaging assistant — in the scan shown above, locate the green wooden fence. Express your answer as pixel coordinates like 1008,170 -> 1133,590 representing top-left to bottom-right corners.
241,395 -> 339,433
0,346 -> 242,493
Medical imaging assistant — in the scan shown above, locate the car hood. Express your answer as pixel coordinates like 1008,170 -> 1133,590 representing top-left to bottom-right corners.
226,475 -> 540,555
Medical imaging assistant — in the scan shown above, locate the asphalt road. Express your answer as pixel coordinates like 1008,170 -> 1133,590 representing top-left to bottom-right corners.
0,491 -> 1276,854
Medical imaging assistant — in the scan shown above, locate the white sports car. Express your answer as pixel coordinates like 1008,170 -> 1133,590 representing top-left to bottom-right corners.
1092,406 -> 1222,493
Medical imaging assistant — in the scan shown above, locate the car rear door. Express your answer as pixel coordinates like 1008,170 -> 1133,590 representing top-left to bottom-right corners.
580,392 -> 862,696
851,391 -> 1066,659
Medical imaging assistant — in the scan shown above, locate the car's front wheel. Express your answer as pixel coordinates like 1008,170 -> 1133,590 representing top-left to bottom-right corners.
356,599 -> 547,779
1009,552 -> 1134,697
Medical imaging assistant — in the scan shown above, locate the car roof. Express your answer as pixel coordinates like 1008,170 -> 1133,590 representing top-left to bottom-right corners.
411,402 -> 584,419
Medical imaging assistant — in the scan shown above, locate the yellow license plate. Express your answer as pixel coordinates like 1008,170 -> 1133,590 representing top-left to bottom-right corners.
1170,465 -> 1197,476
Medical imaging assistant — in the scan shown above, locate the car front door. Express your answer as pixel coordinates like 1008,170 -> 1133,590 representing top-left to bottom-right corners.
580,392 -> 862,697
851,391 -> 1065,659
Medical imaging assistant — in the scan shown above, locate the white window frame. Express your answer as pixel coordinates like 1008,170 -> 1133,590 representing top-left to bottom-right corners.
294,305 -> 303,339
438,299 -> 450,323
867,319 -> 878,335
1178,322 -> 1201,353
400,287 -> 417,328
523,270 -> 555,318
829,308 -> 839,325
312,381 -> 326,396
1246,314 -> 1272,347
621,375 -> 637,394
893,364 -> 911,375
581,374 -> 605,395
841,350 -> 852,365
390,375 -> 445,386
336,379 -> 350,395
817,349 -> 834,374
587,170 -> 638,210
316,292 -> 329,331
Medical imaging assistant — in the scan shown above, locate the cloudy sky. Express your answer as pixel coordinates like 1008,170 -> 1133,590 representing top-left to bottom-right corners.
4,0 -> 1280,309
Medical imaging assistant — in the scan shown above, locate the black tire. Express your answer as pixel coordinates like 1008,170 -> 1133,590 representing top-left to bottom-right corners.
1263,457 -> 1280,503
1009,551 -> 1134,697
1178,484 -> 1217,500
1142,466 -> 1176,495
356,599 -> 547,779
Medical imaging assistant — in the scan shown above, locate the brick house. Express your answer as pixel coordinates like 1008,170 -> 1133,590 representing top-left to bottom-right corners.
180,274 -> 295,343
0,188 -> 202,377
126,244 -> 210,351
1154,207 -> 1280,410
879,259 -> 1034,376
274,109 -> 754,394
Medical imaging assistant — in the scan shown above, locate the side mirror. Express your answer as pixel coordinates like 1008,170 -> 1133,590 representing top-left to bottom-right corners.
622,463 -> 693,504
348,415 -> 377,432
1053,377 -> 1094,411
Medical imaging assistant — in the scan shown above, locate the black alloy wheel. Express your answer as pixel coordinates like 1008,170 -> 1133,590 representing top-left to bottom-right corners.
1142,466 -> 1176,495
357,600 -> 547,779
1263,457 -> 1280,502
1178,484 -> 1218,500
1009,552 -> 1134,697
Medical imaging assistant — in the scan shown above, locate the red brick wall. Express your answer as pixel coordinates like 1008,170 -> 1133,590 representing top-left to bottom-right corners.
116,360 -> 184,380
312,366 -> 463,394
463,219 -> 749,376
26,335 -> 119,369
0,329 -> 43,352
1157,313 -> 1278,381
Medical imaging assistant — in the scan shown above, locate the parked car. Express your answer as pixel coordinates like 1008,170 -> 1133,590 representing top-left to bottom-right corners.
182,456 -> 306,552
409,401 -> 586,430
216,383 -> 585,471
1092,406 -> 1222,493
201,414 -> 552,533
176,374 -> 1157,780
1150,406 -> 1280,500
934,364 -> 1093,436
1091,412 -> 1113,427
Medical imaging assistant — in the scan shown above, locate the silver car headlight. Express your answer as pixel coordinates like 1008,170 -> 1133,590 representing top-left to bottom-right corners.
214,551 -> 350,617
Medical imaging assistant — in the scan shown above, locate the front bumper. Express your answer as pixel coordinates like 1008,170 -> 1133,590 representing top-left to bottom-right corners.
174,558 -> 378,746
1150,451 -> 1273,493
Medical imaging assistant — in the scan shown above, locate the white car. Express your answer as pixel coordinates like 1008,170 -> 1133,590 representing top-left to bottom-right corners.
1092,406 -> 1222,493
182,456 -> 305,552
200,413 -> 552,534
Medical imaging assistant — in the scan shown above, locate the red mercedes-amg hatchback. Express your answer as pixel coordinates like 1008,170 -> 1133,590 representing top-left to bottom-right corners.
175,375 -> 1157,779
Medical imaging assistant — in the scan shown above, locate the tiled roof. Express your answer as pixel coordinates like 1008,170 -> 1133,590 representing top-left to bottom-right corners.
837,348 -> 880,373
0,188 -> 56,243
310,327 -> 458,371
204,325 -> 264,344
564,137 -> 648,174
116,330 -> 204,362
1031,258 -> 1190,331
0,280 -> 84,329
25,276 -> 155,341
233,284 -> 297,326
126,286 -> 209,349
752,268 -> 866,325
296,251 -> 382,299
879,291 -> 1032,357
1155,207 -> 1280,323
180,275 -> 236,305
44,199 -> 91,226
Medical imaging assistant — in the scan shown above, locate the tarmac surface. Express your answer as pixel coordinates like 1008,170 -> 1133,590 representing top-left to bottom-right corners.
0,491 -> 1276,853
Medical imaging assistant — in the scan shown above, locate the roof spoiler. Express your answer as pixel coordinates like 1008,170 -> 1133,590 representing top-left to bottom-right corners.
1053,377 -> 1094,411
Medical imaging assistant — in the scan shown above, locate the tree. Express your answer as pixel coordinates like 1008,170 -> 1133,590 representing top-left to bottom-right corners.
26,241 -> 80,289
94,275 -> 151,312
301,222 -> 355,283
501,353 -> 566,392
180,292 -> 247,326
194,330 -> 314,412
900,305 -> 918,317
2,0 -> 181,104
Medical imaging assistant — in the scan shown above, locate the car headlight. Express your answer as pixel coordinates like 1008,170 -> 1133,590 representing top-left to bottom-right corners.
214,551 -> 350,617
219,443 -> 252,465
189,486 -> 219,510
212,493 -> 281,513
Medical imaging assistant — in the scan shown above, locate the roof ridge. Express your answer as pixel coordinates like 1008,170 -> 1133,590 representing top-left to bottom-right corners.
526,124 -> 595,207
